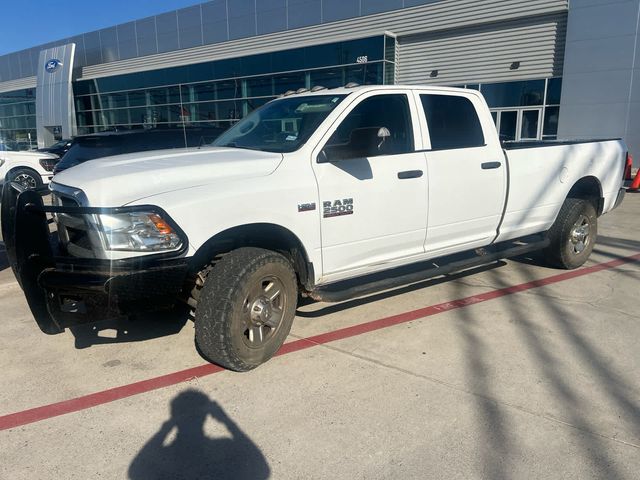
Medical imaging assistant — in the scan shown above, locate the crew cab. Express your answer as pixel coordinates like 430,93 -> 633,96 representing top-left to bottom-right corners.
2,85 -> 627,371
0,149 -> 60,189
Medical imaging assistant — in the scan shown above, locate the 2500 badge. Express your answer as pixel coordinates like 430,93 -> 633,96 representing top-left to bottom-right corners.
323,198 -> 354,218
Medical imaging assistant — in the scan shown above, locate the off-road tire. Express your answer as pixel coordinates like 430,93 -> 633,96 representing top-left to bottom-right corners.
544,198 -> 597,269
194,247 -> 298,371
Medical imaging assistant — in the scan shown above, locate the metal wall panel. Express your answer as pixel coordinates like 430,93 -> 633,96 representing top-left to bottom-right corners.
397,13 -> 568,85
0,0 -> 569,83
117,22 -> 139,60
559,0 -> 640,165
78,0 -> 568,81
322,0 -> 360,23
35,44 -> 76,147
201,0 -> 229,44
288,0 -> 323,29
156,12 -> 180,53
135,17 -> 158,57
178,5 -> 204,49
0,77 -> 36,94
228,0 -> 257,40
99,27 -> 119,63
257,0 -> 287,35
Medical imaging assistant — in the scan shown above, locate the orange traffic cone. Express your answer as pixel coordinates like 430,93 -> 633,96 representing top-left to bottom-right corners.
628,168 -> 640,192
625,154 -> 634,180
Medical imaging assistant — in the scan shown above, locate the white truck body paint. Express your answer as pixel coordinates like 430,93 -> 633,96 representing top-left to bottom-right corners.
49,85 -> 627,286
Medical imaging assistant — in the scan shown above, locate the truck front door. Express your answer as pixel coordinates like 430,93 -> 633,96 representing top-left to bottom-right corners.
312,91 -> 427,280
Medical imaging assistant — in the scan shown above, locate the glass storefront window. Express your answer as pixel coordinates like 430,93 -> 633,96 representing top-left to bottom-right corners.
0,88 -> 37,147
273,72 -> 306,95
73,35 -> 396,132
74,35 -> 391,97
310,68 -> 344,89
182,100 -> 242,122
543,106 -> 560,137
546,78 -> 562,105
247,76 -> 274,98
345,62 -> 383,86
481,80 -> 545,108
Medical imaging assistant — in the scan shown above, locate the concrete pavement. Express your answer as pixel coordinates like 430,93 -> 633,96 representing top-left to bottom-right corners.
0,194 -> 639,479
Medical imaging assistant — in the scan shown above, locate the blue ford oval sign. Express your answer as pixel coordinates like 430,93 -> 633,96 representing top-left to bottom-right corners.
45,59 -> 62,73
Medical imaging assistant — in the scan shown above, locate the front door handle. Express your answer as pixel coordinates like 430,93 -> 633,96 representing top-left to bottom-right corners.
481,162 -> 502,170
398,170 -> 424,179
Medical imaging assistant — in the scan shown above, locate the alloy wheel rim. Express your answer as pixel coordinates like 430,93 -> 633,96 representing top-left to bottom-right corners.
242,275 -> 286,348
14,173 -> 36,189
569,214 -> 590,254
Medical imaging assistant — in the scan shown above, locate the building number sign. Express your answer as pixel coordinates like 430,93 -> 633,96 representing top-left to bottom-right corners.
356,56 -> 368,64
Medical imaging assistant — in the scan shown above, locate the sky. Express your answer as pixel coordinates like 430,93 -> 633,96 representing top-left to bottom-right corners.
0,0 -> 204,55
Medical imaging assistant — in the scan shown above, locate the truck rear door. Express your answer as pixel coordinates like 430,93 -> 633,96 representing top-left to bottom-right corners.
414,91 -> 507,256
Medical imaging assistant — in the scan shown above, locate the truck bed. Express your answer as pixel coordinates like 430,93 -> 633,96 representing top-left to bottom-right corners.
502,138 -> 622,150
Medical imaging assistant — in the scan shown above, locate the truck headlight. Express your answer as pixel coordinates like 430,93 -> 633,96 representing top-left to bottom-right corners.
96,212 -> 183,252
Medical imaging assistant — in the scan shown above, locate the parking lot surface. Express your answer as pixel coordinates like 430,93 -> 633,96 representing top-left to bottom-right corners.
1,194 -> 639,479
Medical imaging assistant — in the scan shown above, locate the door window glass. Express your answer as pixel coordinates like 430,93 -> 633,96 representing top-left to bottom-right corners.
420,94 -> 485,150
324,94 -> 413,160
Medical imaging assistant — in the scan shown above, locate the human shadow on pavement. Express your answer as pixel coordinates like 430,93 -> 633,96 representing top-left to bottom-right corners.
129,389 -> 270,480
69,304 -> 191,349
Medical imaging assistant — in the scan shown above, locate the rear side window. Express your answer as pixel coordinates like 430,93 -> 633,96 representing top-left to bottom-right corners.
419,94 -> 485,150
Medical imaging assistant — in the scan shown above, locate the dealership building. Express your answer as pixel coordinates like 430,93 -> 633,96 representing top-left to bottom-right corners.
0,0 -> 638,162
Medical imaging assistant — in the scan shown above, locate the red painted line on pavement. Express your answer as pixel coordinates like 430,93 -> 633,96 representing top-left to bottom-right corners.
1,252 -> 639,431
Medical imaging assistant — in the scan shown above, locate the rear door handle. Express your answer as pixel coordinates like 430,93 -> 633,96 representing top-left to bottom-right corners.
481,162 -> 502,170
397,170 -> 423,179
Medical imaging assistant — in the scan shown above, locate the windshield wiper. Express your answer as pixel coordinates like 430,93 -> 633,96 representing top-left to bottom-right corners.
220,142 -> 263,152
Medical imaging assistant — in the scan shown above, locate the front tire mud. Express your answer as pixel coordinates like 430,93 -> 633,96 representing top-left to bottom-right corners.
194,247 -> 298,371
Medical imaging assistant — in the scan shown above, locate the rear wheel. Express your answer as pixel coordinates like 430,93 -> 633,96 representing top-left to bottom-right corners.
194,247 -> 298,371
544,198 -> 597,269
8,168 -> 43,190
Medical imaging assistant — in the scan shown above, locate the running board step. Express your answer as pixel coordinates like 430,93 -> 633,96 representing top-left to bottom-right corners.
310,235 -> 549,303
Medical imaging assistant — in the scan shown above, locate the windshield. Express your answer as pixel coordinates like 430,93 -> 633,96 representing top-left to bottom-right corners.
212,94 -> 347,153
49,140 -> 70,148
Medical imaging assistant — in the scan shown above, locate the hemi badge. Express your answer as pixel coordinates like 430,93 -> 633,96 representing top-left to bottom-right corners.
298,203 -> 316,212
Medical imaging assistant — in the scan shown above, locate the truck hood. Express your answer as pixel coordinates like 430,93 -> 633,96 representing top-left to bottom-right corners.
51,147 -> 283,206
2,151 -> 58,161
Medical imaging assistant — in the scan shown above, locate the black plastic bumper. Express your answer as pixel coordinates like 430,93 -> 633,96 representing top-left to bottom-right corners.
1,183 -> 189,334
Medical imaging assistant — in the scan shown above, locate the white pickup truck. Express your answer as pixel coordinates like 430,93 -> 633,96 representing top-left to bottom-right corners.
0,149 -> 59,189
2,85 -> 627,371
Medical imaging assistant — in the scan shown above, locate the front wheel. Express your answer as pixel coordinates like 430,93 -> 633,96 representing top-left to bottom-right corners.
194,247 -> 298,371
544,198 -> 597,269
9,168 -> 43,190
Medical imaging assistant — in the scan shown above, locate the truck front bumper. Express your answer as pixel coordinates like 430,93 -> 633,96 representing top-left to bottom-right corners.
1,183 -> 190,334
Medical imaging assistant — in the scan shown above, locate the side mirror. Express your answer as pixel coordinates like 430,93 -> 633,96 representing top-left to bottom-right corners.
319,126 -> 391,163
